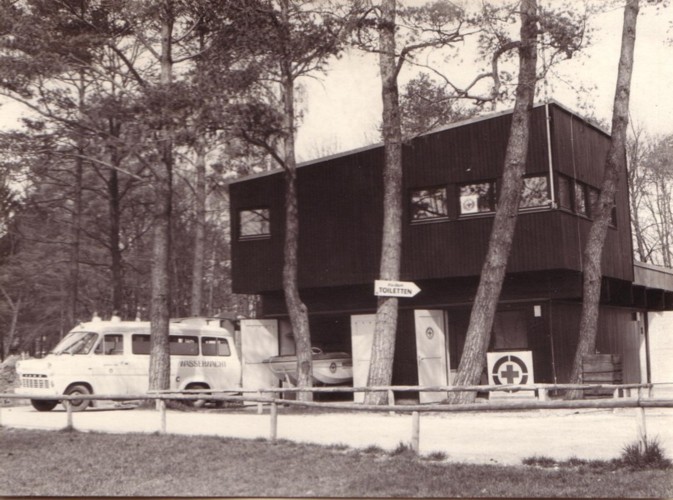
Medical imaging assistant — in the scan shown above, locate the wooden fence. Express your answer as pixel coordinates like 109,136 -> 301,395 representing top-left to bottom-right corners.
2,383 -> 673,455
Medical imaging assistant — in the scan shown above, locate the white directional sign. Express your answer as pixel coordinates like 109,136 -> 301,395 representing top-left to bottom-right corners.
374,280 -> 421,298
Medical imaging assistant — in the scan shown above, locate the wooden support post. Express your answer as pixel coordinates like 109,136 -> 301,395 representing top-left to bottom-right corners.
388,389 -> 395,415
158,399 -> 167,434
257,391 -> 263,415
270,402 -> 278,443
411,411 -> 420,454
636,406 -> 647,453
538,388 -> 547,402
65,400 -> 73,430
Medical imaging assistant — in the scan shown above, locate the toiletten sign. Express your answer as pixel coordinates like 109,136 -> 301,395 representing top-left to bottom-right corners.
374,280 -> 421,298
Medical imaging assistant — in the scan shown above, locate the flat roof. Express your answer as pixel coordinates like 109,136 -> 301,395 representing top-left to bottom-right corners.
633,261 -> 673,292
228,98 -> 609,185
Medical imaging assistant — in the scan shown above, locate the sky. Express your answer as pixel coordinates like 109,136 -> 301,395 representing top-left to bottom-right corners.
0,2 -> 671,163
294,2 -> 673,161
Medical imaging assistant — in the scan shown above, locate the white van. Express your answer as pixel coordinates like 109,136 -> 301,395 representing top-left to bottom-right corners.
15,319 -> 242,412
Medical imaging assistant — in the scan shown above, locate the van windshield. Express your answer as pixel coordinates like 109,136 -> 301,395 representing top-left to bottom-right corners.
51,331 -> 99,355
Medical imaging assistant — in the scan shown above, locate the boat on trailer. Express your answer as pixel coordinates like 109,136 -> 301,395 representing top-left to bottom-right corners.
263,347 -> 353,385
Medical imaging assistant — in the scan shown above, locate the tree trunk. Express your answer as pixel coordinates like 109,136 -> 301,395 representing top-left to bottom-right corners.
566,0 -> 639,399
279,1 -> 312,402
67,75 -> 86,329
448,0 -> 538,404
68,149 -> 83,328
364,0 -> 403,405
148,12 -> 174,392
190,140 -> 207,317
108,161 -> 123,315
282,84 -> 313,402
0,287 -> 21,360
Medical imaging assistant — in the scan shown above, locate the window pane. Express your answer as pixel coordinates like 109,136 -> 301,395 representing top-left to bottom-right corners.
96,334 -> 124,355
520,176 -> 550,208
169,336 -> 199,356
240,209 -> 270,238
558,176 -> 572,210
411,187 -> 448,221
202,337 -> 231,357
132,334 -> 151,355
611,197 -> 617,226
460,182 -> 494,214
588,187 -> 600,218
575,182 -> 587,215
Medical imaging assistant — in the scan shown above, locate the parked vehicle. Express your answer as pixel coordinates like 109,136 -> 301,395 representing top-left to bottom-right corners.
15,319 -> 241,412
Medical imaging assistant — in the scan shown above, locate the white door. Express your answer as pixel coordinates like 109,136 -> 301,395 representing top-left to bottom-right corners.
414,310 -> 450,403
637,314 -> 648,384
647,311 -> 673,397
351,314 -> 376,403
240,319 -> 279,390
89,334 -> 129,396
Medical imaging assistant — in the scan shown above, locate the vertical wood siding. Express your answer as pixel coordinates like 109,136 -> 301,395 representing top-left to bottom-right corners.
231,103 -> 634,294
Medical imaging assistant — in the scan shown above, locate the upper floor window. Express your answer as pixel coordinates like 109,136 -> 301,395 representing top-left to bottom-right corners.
520,176 -> 551,209
410,187 -> 448,222
239,208 -> 270,239
587,187 -> 600,217
557,175 -> 573,211
574,181 -> 588,216
459,181 -> 495,215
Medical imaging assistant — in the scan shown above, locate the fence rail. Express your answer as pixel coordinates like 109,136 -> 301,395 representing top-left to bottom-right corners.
3,383 -> 673,455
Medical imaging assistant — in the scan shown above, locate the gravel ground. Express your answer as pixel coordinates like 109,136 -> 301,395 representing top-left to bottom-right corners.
2,403 -> 672,465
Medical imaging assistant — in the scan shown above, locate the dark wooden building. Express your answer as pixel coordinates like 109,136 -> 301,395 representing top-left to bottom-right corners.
230,101 -> 673,394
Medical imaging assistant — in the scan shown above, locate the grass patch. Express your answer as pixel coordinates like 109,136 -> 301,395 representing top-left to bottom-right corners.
424,451 -> 448,461
1,428 -> 672,497
621,438 -> 672,470
523,439 -> 672,473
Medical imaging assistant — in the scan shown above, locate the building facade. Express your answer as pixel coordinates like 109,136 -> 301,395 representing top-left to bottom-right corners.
229,101 -> 673,394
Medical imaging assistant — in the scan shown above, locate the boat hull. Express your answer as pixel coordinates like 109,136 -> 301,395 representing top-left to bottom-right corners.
263,352 -> 353,385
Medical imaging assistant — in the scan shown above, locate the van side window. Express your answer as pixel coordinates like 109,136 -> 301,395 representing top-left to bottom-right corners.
132,334 -> 151,355
202,337 -> 231,357
169,336 -> 199,356
95,334 -> 124,355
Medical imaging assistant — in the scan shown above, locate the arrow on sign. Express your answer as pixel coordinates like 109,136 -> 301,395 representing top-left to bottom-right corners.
374,280 -> 421,298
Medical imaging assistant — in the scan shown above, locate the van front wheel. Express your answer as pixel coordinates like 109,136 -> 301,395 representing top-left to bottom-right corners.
31,399 -> 58,412
64,384 -> 91,412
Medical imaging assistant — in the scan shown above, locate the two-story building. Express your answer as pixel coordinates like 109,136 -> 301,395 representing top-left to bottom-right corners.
229,101 -> 673,397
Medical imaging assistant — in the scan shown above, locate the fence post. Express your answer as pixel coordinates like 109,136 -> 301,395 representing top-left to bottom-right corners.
257,391 -> 263,414
65,400 -> 73,430
270,402 -> 278,443
158,399 -> 167,434
411,411 -> 420,454
636,405 -> 647,453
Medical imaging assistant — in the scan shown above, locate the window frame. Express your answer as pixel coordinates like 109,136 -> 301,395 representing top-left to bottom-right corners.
238,207 -> 271,241
519,175 -> 552,211
409,186 -> 449,223
458,180 -> 497,216
574,180 -> 589,217
169,335 -> 199,356
557,174 -> 574,212
201,337 -> 232,357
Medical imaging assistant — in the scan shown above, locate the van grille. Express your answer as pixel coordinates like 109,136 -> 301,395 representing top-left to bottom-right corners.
21,374 -> 50,389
